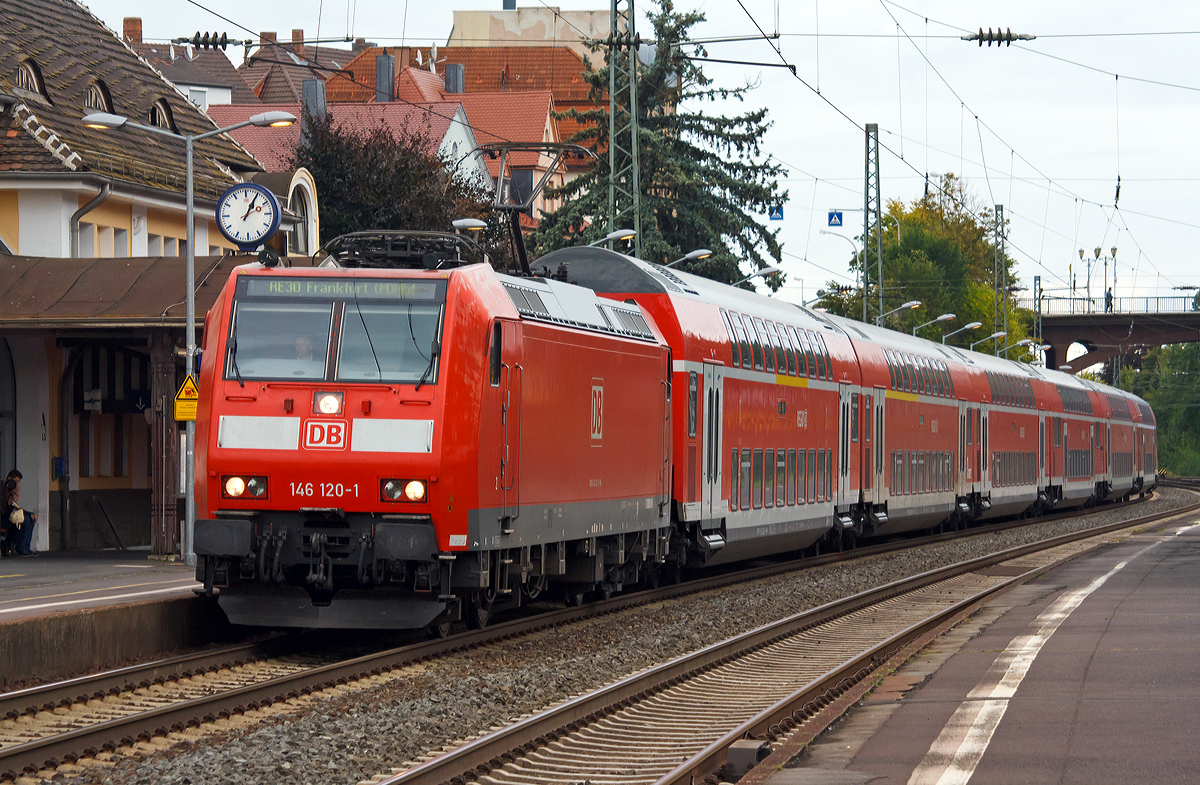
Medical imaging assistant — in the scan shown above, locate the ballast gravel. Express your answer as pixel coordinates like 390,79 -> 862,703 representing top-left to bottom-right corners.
41,488 -> 1193,785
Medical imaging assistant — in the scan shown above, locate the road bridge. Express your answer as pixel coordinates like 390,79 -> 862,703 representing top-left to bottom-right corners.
1018,295 -> 1200,375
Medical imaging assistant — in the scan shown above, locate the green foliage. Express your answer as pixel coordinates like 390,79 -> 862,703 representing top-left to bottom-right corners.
1121,343 -> 1200,474
533,0 -> 787,289
818,174 -> 1032,347
288,110 -> 507,264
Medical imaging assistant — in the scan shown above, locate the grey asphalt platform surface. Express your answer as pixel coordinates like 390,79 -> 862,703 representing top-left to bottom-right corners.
789,515 -> 1200,785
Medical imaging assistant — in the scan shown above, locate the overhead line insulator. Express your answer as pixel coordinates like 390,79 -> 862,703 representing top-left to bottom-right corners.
960,27 -> 1036,47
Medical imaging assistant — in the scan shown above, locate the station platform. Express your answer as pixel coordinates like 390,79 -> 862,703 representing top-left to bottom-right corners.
0,550 -> 196,622
787,513 -> 1200,785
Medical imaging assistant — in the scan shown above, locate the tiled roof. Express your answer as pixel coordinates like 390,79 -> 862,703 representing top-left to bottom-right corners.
326,46 -> 591,104
207,102 -> 459,171
0,0 -> 262,198
396,68 -> 449,102
455,91 -> 556,174
129,43 -> 259,103
237,40 -> 352,104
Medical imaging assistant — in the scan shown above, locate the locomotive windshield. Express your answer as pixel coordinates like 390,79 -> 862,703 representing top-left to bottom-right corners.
225,276 -> 447,384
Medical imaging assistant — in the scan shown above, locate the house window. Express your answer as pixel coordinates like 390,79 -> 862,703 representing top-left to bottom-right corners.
15,59 -> 49,102
85,80 -> 113,112
188,88 -> 208,110
288,187 -> 310,255
148,99 -> 177,132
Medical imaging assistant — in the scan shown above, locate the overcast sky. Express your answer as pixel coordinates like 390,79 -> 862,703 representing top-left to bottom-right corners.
80,0 -> 1200,310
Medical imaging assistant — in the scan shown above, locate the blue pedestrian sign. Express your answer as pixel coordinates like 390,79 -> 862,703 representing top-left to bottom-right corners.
768,204 -> 784,221
828,211 -> 843,227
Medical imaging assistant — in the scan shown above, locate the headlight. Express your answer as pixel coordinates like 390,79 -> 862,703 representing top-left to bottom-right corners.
381,478 -> 426,503
314,391 -> 343,415
222,475 -> 268,499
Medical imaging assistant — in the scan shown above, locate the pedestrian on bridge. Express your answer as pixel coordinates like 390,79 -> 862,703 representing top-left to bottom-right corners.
1106,288 -> 1113,313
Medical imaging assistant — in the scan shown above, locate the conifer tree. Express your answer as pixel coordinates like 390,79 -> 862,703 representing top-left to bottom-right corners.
533,0 -> 787,288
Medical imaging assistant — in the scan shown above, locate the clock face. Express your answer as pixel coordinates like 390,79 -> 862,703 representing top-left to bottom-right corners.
216,184 -> 281,249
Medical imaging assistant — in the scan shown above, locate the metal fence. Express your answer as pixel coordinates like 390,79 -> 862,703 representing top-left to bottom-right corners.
1015,296 -> 1197,315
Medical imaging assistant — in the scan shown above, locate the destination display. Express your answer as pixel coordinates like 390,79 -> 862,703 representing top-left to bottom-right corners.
242,277 -> 443,301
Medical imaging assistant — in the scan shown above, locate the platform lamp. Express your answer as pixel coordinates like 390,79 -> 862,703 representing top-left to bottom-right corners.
971,331 -> 1006,352
1000,337 -> 1033,358
587,228 -> 635,248
913,313 -> 955,336
664,249 -> 712,268
733,265 -> 783,286
803,290 -> 828,307
874,300 -> 921,327
82,109 -> 298,566
943,321 -> 982,344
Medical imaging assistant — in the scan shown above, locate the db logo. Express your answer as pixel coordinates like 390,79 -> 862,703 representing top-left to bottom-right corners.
304,420 -> 348,450
590,379 -> 603,445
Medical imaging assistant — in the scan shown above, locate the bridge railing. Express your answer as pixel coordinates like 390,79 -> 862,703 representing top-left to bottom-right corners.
1014,295 -> 1197,315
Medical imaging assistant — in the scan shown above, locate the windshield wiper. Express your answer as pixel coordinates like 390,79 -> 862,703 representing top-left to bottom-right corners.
229,314 -> 244,387
353,301 -> 383,379
415,340 -> 440,391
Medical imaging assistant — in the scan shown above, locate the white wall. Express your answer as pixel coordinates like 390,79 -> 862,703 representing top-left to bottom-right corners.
8,337 -> 50,552
18,191 -> 72,257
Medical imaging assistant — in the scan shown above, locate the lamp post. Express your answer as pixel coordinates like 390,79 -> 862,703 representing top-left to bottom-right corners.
943,320 -> 982,344
819,230 -> 862,321
82,110 -> 297,566
913,313 -> 955,337
971,330 -> 1006,352
664,248 -> 712,268
1094,245 -> 1117,310
1000,337 -> 1033,358
587,228 -> 635,248
733,265 -> 783,286
803,290 -> 827,307
874,300 -> 920,327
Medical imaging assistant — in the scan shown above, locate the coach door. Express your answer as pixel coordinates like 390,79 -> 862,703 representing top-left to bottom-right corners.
499,323 -> 523,532
1039,412 -> 1047,488
958,399 -> 969,492
869,387 -> 885,506
837,383 -> 853,513
701,362 -> 724,520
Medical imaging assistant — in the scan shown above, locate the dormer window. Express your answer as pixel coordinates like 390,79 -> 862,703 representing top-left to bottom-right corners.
148,98 -> 177,132
85,80 -> 113,113
13,59 -> 49,103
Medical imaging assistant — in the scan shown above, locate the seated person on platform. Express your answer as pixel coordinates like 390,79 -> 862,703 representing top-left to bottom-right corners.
2,478 -> 36,556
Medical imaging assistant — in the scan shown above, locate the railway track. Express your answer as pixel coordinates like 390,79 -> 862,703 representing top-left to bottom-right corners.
368,492 -> 1200,785
0,489 -> 1181,781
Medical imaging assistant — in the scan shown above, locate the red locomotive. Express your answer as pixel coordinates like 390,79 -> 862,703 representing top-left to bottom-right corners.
193,236 -> 1157,630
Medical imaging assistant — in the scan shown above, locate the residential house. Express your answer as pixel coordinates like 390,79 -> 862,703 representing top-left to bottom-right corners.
237,30 -> 367,104
121,17 -> 259,110
447,5 -> 610,60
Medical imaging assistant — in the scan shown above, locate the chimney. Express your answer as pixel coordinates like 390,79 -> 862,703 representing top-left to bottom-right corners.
375,54 -> 396,102
291,29 -> 305,58
354,37 -> 368,52
123,17 -> 142,45
301,79 -> 327,144
444,63 -> 465,94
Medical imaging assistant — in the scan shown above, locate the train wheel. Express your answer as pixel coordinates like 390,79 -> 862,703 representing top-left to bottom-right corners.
465,591 -> 493,630
565,590 -> 586,607
427,621 -> 452,639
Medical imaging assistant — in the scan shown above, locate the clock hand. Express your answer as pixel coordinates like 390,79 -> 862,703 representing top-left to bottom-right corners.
241,194 -> 259,220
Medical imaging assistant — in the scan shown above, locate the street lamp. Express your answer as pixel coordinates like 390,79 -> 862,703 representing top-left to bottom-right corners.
913,313 -> 955,336
971,330 -> 1006,352
803,290 -> 827,307
587,228 -> 635,248
452,218 -> 487,233
733,265 -> 783,286
664,248 -> 712,268
1000,337 -> 1033,357
819,230 -> 862,321
82,109 -> 297,567
943,321 -> 982,344
874,300 -> 921,327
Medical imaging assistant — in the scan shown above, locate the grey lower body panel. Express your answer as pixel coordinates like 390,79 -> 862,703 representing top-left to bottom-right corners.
218,584 -> 446,630
871,496 -> 954,536
704,518 -> 830,565
469,495 -> 667,549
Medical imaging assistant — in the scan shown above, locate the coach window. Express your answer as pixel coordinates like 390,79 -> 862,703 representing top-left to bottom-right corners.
741,449 -> 753,509
784,325 -> 799,375
946,364 -> 955,397
786,449 -> 797,505
765,322 -> 785,373
807,449 -> 817,501
815,450 -> 825,502
764,449 -> 775,508
747,318 -> 765,371
786,326 -> 807,377
752,449 -> 764,508
752,318 -> 775,373
731,313 -> 753,369
818,335 -> 834,379
773,323 -> 795,375
489,323 -> 502,386
688,372 -> 698,437
851,393 -> 859,442
798,331 -> 817,379
812,333 -> 827,380
772,449 -> 784,506
730,450 -> 739,510
797,449 -> 807,503
720,310 -> 740,367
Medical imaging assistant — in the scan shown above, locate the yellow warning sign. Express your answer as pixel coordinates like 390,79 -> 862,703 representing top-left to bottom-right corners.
174,374 -> 199,421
